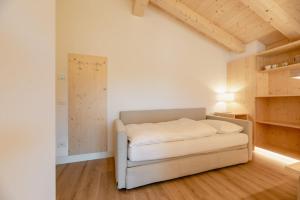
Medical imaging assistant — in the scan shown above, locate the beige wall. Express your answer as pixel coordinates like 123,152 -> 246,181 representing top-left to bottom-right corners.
56,0 -> 230,157
0,0 -> 55,200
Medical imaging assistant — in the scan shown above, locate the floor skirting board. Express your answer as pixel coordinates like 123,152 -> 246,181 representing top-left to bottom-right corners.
56,151 -> 113,165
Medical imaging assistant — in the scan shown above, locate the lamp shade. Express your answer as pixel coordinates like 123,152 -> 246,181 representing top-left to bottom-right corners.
217,92 -> 235,102
290,69 -> 300,79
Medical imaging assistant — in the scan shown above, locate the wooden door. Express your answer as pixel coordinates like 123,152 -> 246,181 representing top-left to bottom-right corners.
68,54 -> 107,155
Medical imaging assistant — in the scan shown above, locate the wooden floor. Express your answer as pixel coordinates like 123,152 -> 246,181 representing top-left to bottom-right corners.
56,153 -> 298,200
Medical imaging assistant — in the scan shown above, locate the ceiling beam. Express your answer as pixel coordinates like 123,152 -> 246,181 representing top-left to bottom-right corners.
150,0 -> 245,52
133,0 -> 149,17
240,0 -> 300,40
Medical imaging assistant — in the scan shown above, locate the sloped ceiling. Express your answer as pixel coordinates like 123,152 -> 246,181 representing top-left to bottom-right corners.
132,0 -> 300,52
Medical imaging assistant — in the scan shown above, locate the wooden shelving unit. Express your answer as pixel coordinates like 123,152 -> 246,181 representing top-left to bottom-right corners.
258,143 -> 300,160
259,63 -> 300,73
256,120 -> 300,130
255,40 -> 300,158
256,40 -> 300,56
256,94 -> 300,98
256,96 -> 300,127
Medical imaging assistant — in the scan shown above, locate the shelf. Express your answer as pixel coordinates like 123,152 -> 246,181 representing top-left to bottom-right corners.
256,95 -> 300,98
256,144 -> 300,160
258,63 -> 300,73
214,112 -> 248,120
256,120 -> 300,130
257,40 -> 300,56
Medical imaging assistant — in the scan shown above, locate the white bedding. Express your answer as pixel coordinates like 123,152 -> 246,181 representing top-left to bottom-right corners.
128,133 -> 248,161
126,118 -> 217,147
201,119 -> 243,134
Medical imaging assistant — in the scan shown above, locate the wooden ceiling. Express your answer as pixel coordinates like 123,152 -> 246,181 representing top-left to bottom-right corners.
132,0 -> 300,52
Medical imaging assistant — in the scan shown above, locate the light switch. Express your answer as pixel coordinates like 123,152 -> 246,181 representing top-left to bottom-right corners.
58,73 -> 65,80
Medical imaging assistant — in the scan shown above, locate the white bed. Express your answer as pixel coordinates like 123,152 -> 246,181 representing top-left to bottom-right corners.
115,108 -> 253,189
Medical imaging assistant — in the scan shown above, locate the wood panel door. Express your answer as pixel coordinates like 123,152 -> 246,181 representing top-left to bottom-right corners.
68,54 -> 107,155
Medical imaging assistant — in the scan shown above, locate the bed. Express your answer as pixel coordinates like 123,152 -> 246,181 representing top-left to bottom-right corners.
114,108 -> 253,189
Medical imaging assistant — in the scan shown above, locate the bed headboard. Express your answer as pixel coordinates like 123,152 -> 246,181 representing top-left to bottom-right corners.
119,108 -> 206,125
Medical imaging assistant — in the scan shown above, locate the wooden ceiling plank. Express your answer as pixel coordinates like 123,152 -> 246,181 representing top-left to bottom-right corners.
213,1 -> 241,25
193,0 -> 214,14
258,31 -> 288,47
181,0 -> 279,44
275,0 -> 300,24
240,0 -> 300,40
133,0 -> 149,17
150,0 -> 245,52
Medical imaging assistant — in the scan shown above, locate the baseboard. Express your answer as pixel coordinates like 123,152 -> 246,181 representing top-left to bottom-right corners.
56,151 -> 113,165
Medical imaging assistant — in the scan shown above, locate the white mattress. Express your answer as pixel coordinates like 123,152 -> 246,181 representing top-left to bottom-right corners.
128,133 -> 248,161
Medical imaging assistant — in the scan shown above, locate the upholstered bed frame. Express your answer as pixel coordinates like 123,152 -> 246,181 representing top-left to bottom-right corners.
115,108 -> 252,189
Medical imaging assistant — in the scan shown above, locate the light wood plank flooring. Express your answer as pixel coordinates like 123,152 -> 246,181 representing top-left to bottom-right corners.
56,153 -> 298,200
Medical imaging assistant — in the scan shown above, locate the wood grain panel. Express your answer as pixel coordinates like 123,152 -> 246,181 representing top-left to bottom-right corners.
227,56 -> 257,121
181,0 -> 280,43
68,54 -> 107,155
256,97 -> 300,125
269,70 -> 289,95
275,0 -> 300,26
150,0 -> 245,52
259,31 -> 289,48
256,124 -> 300,155
256,72 -> 269,97
240,0 -> 300,39
289,76 -> 300,95
240,0 -> 300,40
255,98 -> 270,122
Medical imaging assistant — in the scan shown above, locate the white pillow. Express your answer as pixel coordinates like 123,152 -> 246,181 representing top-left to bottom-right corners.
201,120 -> 243,134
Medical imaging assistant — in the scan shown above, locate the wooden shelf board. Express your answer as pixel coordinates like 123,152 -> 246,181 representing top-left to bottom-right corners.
256,144 -> 300,160
258,63 -> 300,73
256,95 -> 300,98
256,120 -> 300,129
286,162 -> 300,176
257,40 -> 300,56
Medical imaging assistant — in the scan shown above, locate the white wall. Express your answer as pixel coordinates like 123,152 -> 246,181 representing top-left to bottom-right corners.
0,0 -> 55,200
56,0 -> 230,157
229,40 -> 265,61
